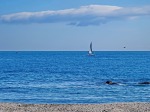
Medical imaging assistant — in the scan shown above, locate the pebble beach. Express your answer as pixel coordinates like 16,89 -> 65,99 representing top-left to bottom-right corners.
0,102 -> 149,112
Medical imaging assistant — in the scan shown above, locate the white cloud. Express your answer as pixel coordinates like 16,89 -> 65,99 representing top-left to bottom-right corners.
0,5 -> 150,26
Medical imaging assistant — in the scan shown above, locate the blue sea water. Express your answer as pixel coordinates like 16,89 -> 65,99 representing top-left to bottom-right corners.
0,51 -> 150,104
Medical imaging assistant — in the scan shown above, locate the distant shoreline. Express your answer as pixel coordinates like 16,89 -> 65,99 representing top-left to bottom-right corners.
0,102 -> 149,112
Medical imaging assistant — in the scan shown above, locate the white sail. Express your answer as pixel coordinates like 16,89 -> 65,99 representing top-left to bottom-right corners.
88,42 -> 94,55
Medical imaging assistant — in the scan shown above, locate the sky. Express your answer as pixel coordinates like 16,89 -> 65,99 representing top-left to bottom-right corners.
0,0 -> 150,51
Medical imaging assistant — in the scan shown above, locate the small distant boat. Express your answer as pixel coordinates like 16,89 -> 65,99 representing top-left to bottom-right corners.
88,42 -> 94,56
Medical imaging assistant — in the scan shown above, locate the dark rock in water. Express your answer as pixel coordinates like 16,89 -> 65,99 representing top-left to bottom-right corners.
138,82 -> 150,84
105,81 -> 118,85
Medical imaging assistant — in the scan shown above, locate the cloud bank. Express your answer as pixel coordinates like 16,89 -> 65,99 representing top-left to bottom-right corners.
0,5 -> 150,26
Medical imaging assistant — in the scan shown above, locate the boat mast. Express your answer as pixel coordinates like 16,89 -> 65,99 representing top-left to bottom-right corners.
90,42 -> 92,53
89,42 -> 93,54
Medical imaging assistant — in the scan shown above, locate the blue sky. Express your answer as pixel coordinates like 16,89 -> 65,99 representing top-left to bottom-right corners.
0,0 -> 150,51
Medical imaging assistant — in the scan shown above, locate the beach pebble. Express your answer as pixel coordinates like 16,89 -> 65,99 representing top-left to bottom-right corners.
0,103 -> 149,112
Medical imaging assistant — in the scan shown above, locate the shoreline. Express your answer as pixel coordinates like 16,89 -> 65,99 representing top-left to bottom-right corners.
0,102 -> 149,112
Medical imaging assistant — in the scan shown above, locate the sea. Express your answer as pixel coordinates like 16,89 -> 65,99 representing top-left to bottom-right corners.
0,51 -> 150,104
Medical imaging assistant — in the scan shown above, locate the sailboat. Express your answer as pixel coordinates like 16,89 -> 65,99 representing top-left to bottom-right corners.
88,42 -> 94,56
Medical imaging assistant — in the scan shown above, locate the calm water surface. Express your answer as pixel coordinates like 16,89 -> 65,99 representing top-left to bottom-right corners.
0,51 -> 150,103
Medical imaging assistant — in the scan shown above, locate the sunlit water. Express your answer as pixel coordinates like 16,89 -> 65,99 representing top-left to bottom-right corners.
0,51 -> 150,104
